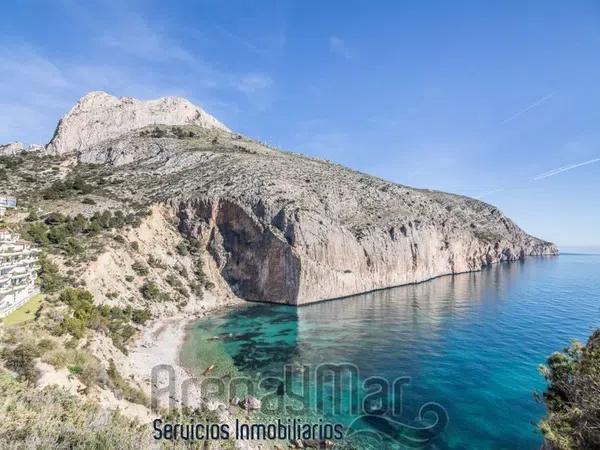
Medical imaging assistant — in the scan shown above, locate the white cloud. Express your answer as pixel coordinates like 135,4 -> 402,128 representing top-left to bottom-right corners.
329,36 -> 352,59
235,73 -> 273,94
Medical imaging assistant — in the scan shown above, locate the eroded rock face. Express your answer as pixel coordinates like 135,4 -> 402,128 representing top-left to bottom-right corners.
175,190 -> 557,305
44,91 -> 229,155
47,93 -> 559,306
93,125 -> 558,306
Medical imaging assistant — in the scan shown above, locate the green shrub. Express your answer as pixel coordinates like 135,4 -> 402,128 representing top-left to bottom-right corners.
1,343 -> 40,383
67,350 -> 99,388
60,237 -> 83,256
140,281 -> 160,300
37,338 -> 56,352
131,261 -> 148,275
42,177 -> 93,199
131,308 -> 152,325
149,126 -> 166,138
25,210 -> 38,222
539,330 -> 600,449
61,316 -> 86,339
175,264 -> 188,278
81,197 -> 96,205
57,288 -> 149,352
24,222 -> 49,245
47,225 -> 71,244
147,255 -> 165,269
37,254 -> 65,293
0,372 -> 151,449
176,241 -> 189,256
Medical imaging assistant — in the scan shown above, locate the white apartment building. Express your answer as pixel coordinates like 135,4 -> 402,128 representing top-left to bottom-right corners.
0,228 -> 39,318
0,196 -> 17,216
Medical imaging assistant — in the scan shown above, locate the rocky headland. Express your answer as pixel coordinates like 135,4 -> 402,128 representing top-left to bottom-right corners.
4,91 -> 558,305
0,91 -> 558,449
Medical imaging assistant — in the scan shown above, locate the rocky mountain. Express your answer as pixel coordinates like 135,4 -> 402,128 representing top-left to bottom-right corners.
11,92 -> 559,305
35,92 -> 556,305
44,91 -> 229,155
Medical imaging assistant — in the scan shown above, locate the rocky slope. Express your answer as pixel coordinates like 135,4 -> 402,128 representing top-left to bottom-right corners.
42,90 -> 557,306
44,91 -> 229,155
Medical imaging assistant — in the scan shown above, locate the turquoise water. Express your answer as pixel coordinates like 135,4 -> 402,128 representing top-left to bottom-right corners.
183,254 -> 600,449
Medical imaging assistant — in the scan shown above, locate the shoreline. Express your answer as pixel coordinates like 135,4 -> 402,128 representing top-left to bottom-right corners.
128,299 -> 245,410
127,300 -> 264,450
131,253 -> 563,390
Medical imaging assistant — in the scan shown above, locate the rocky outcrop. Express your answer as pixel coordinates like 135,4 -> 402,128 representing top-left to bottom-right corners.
0,142 -> 24,155
44,91 -> 229,156
1,142 -> 46,156
41,93 -> 560,306
174,182 -> 557,305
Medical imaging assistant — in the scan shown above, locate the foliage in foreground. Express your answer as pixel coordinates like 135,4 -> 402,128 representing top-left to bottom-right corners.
0,370 -> 233,449
539,329 -> 600,449
0,370 -> 150,449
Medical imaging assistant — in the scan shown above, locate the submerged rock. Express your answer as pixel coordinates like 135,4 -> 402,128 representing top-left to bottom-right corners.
239,395 -> 261,410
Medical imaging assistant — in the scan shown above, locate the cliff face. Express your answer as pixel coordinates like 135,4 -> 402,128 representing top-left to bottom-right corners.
75,122 -> 557,305
42,93 -> 559,305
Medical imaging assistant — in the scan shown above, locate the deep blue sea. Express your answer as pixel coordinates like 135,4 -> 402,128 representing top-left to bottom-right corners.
182,254 -> 600,449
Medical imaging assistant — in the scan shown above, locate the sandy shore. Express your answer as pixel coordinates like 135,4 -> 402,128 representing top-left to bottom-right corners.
128,314 -> 202,409
127,294 -> 245,411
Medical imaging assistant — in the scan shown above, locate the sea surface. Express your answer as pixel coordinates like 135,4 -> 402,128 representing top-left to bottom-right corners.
182,254 -> 600,449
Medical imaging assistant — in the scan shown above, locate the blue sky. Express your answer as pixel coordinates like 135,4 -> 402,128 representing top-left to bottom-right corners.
1,1 -> 599,248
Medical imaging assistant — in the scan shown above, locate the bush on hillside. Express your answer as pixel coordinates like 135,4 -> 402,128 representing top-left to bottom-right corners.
539,329 -> 600,449
0,371 -> 150,449
0,343 -> 40,383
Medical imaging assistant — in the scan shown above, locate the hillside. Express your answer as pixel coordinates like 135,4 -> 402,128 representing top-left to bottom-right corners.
0,92 -> 559,449
3,91 -> 557,306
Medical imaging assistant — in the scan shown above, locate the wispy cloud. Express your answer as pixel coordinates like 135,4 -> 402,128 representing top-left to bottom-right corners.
234,73 -> 273,95
502,92 -> 554,124
98,15 -> 195,64
533,158 -> 600,180
329,36 -> 352,59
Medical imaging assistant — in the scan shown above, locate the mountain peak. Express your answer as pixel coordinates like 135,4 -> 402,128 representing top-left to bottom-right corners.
45,91 -> 229,155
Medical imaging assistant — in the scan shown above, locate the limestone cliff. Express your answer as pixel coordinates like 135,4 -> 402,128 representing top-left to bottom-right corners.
62,110 -> 557,305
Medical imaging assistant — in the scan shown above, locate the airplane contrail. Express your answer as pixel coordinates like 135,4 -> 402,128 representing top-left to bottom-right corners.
502,92 -> 554,124
533,158 -> 600,181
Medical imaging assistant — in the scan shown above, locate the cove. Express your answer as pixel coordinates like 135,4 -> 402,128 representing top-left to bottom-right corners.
182,254 -> 600,449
